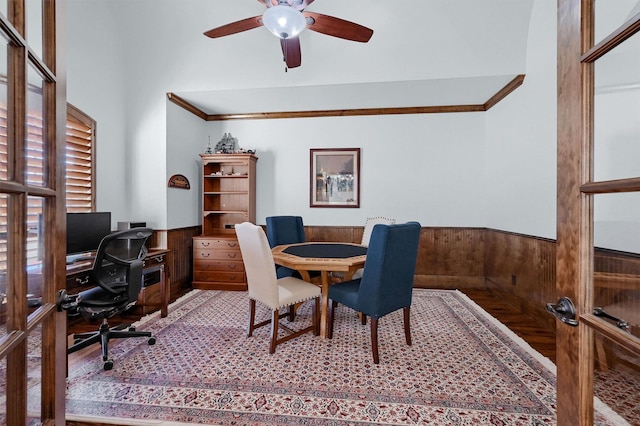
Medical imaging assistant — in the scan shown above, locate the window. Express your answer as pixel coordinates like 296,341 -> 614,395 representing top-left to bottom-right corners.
0,97 -> 96,270
66,104 -> 96,213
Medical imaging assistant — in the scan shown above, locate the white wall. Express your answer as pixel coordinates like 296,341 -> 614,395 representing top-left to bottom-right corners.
483,0 -> 557,239
166,101 -> 220,229
67,1 -> 131,228
196,113 -> 486,227
67,0 -> 559,236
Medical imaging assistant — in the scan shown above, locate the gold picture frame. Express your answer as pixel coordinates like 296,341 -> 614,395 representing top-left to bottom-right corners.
310,148 -> 360,208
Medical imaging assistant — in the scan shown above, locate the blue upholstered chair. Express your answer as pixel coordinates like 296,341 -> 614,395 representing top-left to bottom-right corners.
327,221 -> 421,364
265,216 -> 307,279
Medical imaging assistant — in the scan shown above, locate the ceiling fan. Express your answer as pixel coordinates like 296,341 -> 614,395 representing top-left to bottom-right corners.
203,0 -> 374,69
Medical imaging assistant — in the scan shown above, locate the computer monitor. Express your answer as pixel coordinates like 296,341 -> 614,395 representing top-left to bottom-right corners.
66,212 -> 112,260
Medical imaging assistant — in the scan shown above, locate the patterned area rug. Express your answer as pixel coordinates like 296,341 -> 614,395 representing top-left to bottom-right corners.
66,289 -> 625,425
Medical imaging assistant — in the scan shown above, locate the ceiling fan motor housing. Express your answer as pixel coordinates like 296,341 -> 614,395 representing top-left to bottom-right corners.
262,4 -> 307,39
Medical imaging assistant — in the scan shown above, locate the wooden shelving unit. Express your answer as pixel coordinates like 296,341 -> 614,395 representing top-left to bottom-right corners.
193,153 -> 257,291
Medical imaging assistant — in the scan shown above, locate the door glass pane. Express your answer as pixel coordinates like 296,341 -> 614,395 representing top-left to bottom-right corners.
593,192 -> 640,339
27,324 -> 42,425
593,32 -> 640,182
593,328 -> 640,424
594,1 -> 640,45
593,193 -> 640,423
26,196 -> 43,303
26,64 -> 44,187
0,38 -> 9,181
25,0 -> 43,61
0,194 -> 7,341
0,355 -> 6,423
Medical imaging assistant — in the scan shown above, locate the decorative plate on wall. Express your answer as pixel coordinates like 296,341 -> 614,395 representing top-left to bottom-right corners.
168,174 -> 190,189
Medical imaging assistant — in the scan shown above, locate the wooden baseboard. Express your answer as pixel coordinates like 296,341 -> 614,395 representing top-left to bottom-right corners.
414,275 -> 486,289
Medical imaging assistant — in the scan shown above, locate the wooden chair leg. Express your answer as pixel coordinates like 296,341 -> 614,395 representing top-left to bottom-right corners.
269,309 -> 279,354
248,299 -> 256,337
403,306 -> 412,346
328,300 -> 337,339
371,317 -> 380,364
313,297 -> 320,336
288,304 -> 296,322
360,312 -> 367,325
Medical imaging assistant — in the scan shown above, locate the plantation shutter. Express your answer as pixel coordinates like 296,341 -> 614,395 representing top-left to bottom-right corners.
0,100 -> 95,269
26,105 -> 45,263
0,102 -> 7,271
66,105 -> 95,213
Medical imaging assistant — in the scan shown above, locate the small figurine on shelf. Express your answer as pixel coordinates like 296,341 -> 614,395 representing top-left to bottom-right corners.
215,132 -> 237,153
204,136 -> 213,154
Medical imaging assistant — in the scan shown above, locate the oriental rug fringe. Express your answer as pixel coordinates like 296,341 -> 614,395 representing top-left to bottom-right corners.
65,289 -> 626,425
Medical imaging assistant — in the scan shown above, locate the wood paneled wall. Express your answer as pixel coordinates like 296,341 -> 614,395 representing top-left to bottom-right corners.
161,225 -> 638,334
484,230 -> 557,330
151,226 -> 201,298
306,226 -> 486,288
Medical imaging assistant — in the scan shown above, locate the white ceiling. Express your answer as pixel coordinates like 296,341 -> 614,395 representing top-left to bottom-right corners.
136,0 -> 538,115
82,0 -> 640,115
179,75 -> 518,115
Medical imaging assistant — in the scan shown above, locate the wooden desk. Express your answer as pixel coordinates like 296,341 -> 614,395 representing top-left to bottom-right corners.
272,242 -> 367,338
66,249 -> 170,318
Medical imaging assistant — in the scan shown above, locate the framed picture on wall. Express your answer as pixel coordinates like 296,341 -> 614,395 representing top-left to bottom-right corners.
310,148 -> 360,208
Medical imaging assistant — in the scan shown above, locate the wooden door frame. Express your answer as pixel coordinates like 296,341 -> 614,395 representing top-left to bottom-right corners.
0,0 -> 67,424
556,0 -> 594,424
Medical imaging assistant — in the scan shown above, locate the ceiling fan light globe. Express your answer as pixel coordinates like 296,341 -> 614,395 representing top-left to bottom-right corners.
262,5 -> 306,39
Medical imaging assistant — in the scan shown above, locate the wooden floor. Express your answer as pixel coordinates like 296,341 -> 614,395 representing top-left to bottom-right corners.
462,288 -> 556,363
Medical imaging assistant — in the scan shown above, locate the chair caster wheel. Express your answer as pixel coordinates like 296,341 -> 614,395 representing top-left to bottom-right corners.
103,360 -> 114,370
148,337 -> 156,345
128,326 -> 136,331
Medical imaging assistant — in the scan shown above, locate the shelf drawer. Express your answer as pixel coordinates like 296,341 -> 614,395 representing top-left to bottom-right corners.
193,259 -> 244,272
65,272 -> 91,295
193,238 -> 240,250
193,248 -> 241,261
143,253 -> 166,268
193,270 -> 245,283
192,281 -> 248,291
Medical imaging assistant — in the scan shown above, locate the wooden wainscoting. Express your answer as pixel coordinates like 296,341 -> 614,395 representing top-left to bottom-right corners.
165,225 -> 638,337
484,230 -> 557,330
414,227 -> 485,288
306,225 -> 362,245
305,226 -> 486,289
151,226 -> 201,299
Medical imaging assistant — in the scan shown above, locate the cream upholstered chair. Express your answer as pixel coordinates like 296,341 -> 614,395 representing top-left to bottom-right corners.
350,217 -> 396,280
361,216 -> 396,247
235,222 -> 321,353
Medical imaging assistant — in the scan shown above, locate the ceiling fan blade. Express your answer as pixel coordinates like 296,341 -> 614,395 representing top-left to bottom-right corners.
280,37 -> 302,68
203,16 -> 263,38
304,12 -> 373,42
257,0 -> 278,7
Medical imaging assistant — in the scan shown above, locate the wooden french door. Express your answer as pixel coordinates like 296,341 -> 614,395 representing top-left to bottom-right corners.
556,1 -> 640,424
0,1 -> 67,424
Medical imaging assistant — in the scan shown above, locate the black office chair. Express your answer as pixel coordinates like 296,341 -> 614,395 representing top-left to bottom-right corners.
60,227 -> 156,370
